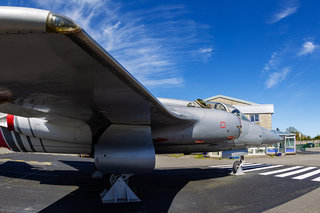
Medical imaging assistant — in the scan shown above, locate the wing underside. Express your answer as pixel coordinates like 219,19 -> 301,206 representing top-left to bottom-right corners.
0,7 -> 190,131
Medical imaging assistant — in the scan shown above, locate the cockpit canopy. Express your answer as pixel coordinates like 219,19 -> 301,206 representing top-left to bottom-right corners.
187,99 -> 249,121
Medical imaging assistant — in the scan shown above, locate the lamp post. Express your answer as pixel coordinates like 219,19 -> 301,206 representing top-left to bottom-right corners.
299,132 -> 301,145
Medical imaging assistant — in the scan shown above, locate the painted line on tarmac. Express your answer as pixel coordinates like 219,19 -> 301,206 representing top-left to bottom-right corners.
209,163 -> 262,169
32,152 -> 79,156
0,170 -> 39,187
260,166 -> 303,176
275,167 -> 316,178
293,169 -> 320,180
210,162 -> 320,183
0,158 -> 52,166
312,176 -> 320,182
243,165 -> 284,172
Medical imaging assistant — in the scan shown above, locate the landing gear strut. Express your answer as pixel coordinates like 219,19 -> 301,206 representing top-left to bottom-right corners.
231,155 -> 245,175
100,174 -> 141,203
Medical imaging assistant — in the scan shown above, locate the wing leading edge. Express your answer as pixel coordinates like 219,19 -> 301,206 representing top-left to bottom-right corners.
0,7 -> 191,129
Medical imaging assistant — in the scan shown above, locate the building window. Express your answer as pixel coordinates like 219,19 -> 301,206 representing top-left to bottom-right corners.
250,114 -> 259,122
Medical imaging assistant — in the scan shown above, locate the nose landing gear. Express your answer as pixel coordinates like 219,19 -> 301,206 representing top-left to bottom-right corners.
231,155 -> 245,175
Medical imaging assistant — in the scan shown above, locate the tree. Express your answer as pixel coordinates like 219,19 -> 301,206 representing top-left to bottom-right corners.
286,127 -> 298,134
303,135 -> 311,140
285,126 -> 311,141
313,135 -> 320,140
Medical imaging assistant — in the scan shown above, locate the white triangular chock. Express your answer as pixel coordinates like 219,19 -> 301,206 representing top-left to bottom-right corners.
230,166 -> 244,175
100,176 -> 141,203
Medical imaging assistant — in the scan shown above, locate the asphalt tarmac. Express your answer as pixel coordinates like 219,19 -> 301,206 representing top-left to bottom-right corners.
0,150 -> 320,213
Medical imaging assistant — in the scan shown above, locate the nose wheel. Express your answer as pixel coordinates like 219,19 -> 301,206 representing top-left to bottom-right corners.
231,156 -> 245,175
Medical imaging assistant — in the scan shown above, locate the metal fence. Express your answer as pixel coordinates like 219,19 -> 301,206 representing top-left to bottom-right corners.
296,140 -> 320,151
296,144 -> 306,151
298,140 -> 320,144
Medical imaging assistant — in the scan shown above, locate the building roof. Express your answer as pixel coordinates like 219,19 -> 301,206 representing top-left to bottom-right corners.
234,104 -> 274,114
204,95 -> 256,105
272,130 -> 295,136
204,95 -> 274,114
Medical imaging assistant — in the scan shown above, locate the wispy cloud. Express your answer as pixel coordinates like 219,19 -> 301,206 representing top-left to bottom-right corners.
269,0 -> 299,23
262,51 -> 281,72
197,47 -> 214,62
262,45 -> 292,88
271,7 -> 297,23
262,39 -> 318,89
298,41 -> 317,56
265,67 -> 291,88
199,48 -> 213,54
30,0 -> 213,87
143,77 -> 183,87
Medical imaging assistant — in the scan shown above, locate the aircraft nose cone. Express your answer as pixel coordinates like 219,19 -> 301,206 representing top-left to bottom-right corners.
261,128 -> 283,145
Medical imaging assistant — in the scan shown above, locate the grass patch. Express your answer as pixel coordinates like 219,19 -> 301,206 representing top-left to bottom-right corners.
169,154 -> 184,158
194,154 -> 208,159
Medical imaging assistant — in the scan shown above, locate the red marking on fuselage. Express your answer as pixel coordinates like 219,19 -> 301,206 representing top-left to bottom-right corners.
0,128 -> 10,150
227,136 -> 236,140
7,114 -> 14,131
220,121 -> 226,128
154,137 -> 168,142
195,140 -> 205,144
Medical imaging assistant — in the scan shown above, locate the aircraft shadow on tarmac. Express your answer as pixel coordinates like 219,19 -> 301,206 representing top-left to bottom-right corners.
0,160 -> 230,213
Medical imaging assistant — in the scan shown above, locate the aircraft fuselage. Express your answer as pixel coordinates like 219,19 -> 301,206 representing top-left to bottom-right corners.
152,98 -> 281,154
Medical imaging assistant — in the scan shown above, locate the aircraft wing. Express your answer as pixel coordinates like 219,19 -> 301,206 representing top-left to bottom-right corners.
0,7 -> 190,129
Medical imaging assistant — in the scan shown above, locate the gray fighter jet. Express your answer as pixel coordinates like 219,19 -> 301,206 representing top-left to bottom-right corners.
0,7 -> 282,203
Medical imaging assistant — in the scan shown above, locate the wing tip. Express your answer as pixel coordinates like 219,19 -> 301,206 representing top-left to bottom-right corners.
0,6 -> 81,34
46,12 -> 82,34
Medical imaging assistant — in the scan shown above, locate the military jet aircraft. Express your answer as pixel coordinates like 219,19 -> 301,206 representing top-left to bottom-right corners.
0,7 -> 282,203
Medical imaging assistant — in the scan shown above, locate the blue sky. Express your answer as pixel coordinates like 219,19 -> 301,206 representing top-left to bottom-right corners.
2,0 -> 320,137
